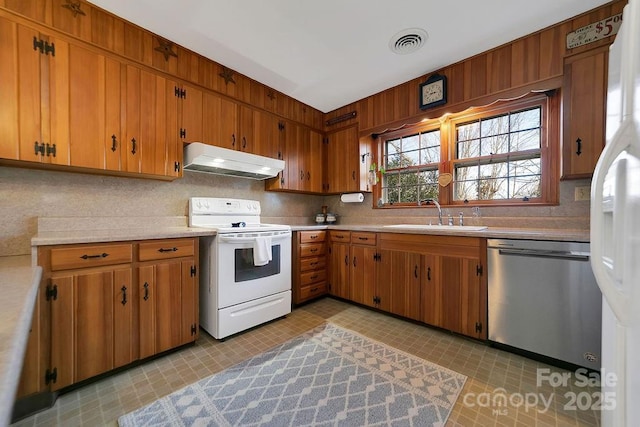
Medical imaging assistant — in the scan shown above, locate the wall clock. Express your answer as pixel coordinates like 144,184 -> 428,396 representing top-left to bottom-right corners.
419,74 -> 447,110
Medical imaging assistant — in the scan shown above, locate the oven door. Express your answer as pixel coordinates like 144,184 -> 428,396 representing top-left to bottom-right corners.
216,230 -> 292,308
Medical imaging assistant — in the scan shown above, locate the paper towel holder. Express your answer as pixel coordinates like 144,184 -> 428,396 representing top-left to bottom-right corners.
340,193 -> 364,203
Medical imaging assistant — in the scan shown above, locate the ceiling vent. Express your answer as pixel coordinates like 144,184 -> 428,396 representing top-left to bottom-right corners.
389,28 -> 428,55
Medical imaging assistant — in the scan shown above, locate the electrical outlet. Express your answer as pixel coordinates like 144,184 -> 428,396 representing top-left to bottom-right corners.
574,185 -> 590,201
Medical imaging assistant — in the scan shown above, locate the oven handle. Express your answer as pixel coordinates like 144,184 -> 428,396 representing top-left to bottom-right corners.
218,232 -> 291,243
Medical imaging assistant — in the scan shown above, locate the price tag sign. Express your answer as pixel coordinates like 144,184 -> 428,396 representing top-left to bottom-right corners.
566,13 -> 623,49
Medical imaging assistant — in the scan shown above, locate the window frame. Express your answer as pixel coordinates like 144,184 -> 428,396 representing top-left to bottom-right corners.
373,91 -> 560,208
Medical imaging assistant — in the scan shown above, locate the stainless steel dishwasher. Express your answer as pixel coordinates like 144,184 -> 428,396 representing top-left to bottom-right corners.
487,239 -> 602,369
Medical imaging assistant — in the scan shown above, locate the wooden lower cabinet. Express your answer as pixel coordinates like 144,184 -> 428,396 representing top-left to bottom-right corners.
293,231 -> 328,304
379,233 -> 487,339
15,237 -> 199,410
327,231 -> 351,299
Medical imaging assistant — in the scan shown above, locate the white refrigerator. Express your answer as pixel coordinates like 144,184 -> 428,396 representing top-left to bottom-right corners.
590,0 -> 640,426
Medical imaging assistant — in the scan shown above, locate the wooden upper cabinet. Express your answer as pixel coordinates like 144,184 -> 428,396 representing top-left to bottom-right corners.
0,19 -> 71,165
562,47 -> 608,179
179,83 -> 203,144
306,129 -> 324,193
325,125 -> 359,193
202,91 -> 238,149
252,109 -> 280,159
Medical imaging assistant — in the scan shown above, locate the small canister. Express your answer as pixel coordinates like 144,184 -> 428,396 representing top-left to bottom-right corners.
315,213 -> 326,223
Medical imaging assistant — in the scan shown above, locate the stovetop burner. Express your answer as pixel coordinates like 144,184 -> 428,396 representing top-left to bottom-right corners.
188,197 -> 291,233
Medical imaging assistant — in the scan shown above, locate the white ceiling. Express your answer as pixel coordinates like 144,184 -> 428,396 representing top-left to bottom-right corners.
87,0 -> 610,113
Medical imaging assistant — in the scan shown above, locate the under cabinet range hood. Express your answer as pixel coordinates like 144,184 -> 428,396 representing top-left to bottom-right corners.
183,142 -> 284,179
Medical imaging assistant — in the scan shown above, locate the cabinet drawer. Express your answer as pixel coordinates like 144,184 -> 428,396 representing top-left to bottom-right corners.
50,243 -> 133,271
138,238 -> 195,261
300,282 -> 327,300
300,230 -> 326,243
351,232 -> 376,245
300,269 -> 327,286
300,243 -> 325,257
330,231 -> 351,242
300,256 -> 326,272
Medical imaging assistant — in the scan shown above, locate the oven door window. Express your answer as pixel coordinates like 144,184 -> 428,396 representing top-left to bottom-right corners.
235,245 -> 281,282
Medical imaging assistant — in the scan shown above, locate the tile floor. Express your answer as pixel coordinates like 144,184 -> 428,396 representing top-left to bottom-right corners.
12,298 -> 600,426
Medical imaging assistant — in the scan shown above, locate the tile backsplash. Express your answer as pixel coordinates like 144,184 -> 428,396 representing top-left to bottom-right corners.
0,165 -> 590,257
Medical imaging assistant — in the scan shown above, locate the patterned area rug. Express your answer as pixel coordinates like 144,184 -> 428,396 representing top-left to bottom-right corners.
118,323 -> 466,426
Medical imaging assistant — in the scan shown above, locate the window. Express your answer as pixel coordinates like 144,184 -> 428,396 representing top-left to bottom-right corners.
453,106 -> 542,202
376,92 -> 558,207
382,127 -> 441,204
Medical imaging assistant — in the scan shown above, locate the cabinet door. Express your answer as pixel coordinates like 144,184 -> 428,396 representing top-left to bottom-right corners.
202,92 -> 238,149
285,122 -> 302,191
239,105 -> 254,153
562,48 -> 607,179
328,242 -> 350,299
350,245 -> 377,307
50,275 -> 74,390
0,17 -> 24,160
253,109 -> 280,158
138,265 -> 156,359
458,257 -> 484,339
306,129 -> 324,193
387,251 -> 421,321
325,125 -> 359,193
421,254 -> 442,328
113,268 -> 134,368
180,83 -> 203,144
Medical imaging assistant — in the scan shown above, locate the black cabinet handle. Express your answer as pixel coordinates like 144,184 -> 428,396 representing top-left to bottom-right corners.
242,136 -> 247,149
352,171 -> 356,180
344,255 -> 348,265
310,274 -> 318,280
231,134 -> 236,147
143,282 -> 149,301
307,171 -> 311,180
310,235 -> 318,239
335,235 -> 345,239
358,237 -> 368,241
111,135 -> 117,152
131,138 -> 137,154
300,170 -> 304,180
80,252 -> 109,259
121,286 -> 127,306
310,248 -> 318,253
158,247 -> 178,253
414,265 -> 418,278
576,138 -> 582,156
427,267 -> 431,281
353,257 -> 357,267
310,261 -> 318,266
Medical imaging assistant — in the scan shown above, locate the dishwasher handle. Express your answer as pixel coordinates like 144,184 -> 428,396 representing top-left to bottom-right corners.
497,248 -> 590,261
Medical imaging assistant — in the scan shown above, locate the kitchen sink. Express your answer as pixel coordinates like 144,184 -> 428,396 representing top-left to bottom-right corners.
383,224 -> 488,231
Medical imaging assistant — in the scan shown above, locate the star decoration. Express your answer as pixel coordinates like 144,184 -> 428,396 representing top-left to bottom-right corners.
219,67 -> 236,85
62,0 -> 86,17
154,39 -> 178,61
267,90 -> 276,101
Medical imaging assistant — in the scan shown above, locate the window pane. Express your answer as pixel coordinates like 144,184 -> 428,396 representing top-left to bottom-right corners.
482,135 -> 509,156
420,130 -> 440,148
479,162 -> 507,179
511,108 -> 540,131
404,150 -> 420,167
455,180 -> 478,200
455,165 -> 479,181
403,134 -> 419,152
399,186 -> 418,203
481,114 -> 509,137
479,177 -> 508,199
421,146 -> 440,163
510,176 -> 541,198
457,139 -> 480,159
511,129 -> 540,151
457,122 -> 479,141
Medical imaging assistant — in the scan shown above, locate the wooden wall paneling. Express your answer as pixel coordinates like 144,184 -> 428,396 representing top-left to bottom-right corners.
51,0 -> 91,40
2,0 -> 52,25
486,45 -> 511,94
538,24 -> 567,80
151,37 -> 178,76
176,46 -> 199,83
372,92 -> 386,128
250,80 -> 265,110
123,24 -> 153,66
448,63 -> 465,106
468,55 -> 487,100
511,34 -> 540,87
90,7 -> 124,55
356,99 -> 371,132
394,82 -> 411,122
235,73 -> 251,104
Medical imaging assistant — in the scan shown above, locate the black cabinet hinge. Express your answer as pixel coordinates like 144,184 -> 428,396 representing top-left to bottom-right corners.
46,284 -> 58,301
373,296 -> 381,305
46,143 -> 56,157
174,161 -> 181,172
34,142 -> 45,156
373,253 -> 381,262
174,86 -> 186,98
191,324 -> 197,336
33,37 -> 55,56
190,265 -> 197,277
278,121 -> 285,131
45,367 -> 57,385
180,128 -> 186,139
475,322 -> 483,333
323,137 -> 329,144
476,264 -> 483,276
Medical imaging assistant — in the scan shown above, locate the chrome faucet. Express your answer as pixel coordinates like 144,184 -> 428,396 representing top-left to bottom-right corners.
426,198 -> 442,225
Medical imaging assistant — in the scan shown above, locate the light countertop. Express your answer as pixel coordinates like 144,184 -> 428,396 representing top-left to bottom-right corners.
290,224 -> 590,242
31,226 -> 216,246
0,256 -> 42,427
